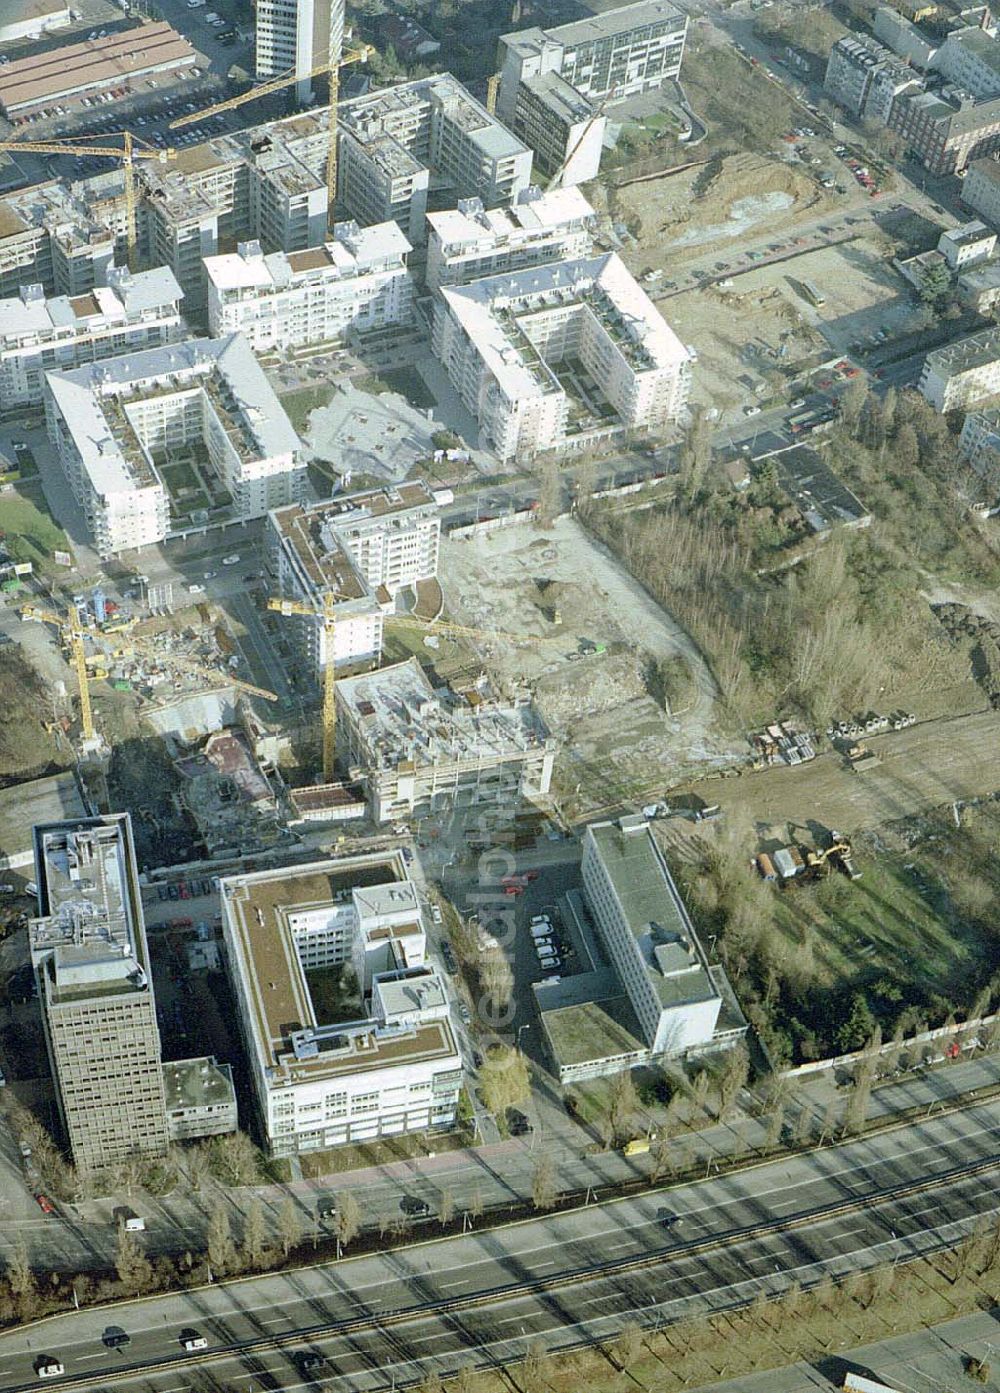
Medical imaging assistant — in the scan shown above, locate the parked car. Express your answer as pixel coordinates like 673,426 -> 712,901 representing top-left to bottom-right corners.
180,1330 -> 208,1351
35,1193 -> 55,1215
35,1358 -> 65,1379
222,554 -> 241,565
400,1195 -> 430,1216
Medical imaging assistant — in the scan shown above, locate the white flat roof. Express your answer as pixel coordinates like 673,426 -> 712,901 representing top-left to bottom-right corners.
428,186 -> 593,249
0,267 -> 181,346
439,251 -> 688,400
204,222 -> 411,293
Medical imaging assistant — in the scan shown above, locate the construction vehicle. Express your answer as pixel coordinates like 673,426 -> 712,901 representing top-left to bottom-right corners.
168,40 -> 373,230
846,742 -> 881,772
113,635 -> 279,706
804,832 -> 861,881
0,133 -> 175,269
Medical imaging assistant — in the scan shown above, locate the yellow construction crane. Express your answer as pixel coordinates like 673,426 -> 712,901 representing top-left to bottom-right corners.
167,43 -> 372,231
20,606 -> 97,743
268,597 -> 548,784
268,595 -> 340,783
0,133 -> 175,269
485,73 -> 501,116
546,97 -> 609,192
113,634 -> 279,704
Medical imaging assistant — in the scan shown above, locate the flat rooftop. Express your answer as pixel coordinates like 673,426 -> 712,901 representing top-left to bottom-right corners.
163,1056 -> 235,1113
503,0 -> 684,53
0,22 -> 195,112
428,186 -> 594,249
222,854 -> 458,1085
539,991 -> 646,1067
925,326 -> 1000,374
30,815 -> 151,1001
589,818 -> 719,1012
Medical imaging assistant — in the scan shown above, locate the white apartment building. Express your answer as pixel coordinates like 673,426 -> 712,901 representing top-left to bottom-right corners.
268,481 -> 443,678
918,326 -> 1000,410
255,0 -> 343,104
959,404 -> 1000,482
338,75 -> 534,244
44,334 -> 306,556
204,222 -> 414,351
938,219 -> 997,267
824,34 -> 921,121
432,252 -> 692,462
962,156 -> 1000,227
425,186 -> 594,293
935,28 -> 1000,99
582,815 -> 722,1056
336,658 -> 555,824
0,266 -> 183,409
220,851 -> 463,1155
497,0 -> 688,184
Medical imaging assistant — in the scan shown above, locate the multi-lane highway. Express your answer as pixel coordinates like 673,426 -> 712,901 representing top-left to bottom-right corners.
1,1100 -> 997,1391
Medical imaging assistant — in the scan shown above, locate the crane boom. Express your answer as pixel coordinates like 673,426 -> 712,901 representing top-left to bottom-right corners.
0,133 -> 175,268
267,595 -> 338,781
168,44 -> 372,129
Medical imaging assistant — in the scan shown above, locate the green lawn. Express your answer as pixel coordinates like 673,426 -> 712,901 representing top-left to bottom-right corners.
0,490 -> 73,573
278,385 -> 333,434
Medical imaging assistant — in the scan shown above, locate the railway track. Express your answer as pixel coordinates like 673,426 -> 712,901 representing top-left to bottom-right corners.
8,1152 -> 998,1393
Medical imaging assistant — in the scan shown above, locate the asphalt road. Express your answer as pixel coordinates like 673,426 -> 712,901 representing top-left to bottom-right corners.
2,1100 -> 998,1391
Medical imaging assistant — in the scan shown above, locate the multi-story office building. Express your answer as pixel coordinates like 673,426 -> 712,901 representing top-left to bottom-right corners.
44,334 -> 306,556
918,326 -> 1000,409
255,0 -> 344,105
581,815 -> 722,1057
425,186 -> 594,292
204,222 -> 414,351
268,481 -> 443,678
29,815 -> 169,1170
336,658 -> 555,824
338,75 -> 534,243
497,0 -> 687,183
873,6 -> 939,69
824,35 -> 921,121
0,266 -> 183,409
220,850 -> 463,1155
888,88 -> 1000,174
961,155 -> 1000,225
432,252 -> 692,462
162,1056 -> 238,1142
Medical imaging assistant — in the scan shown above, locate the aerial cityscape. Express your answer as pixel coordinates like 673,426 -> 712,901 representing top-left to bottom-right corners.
0,0 -> 997,1389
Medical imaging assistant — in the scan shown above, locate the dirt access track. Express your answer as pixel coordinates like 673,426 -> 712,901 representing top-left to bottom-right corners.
682,709 -> 1000,837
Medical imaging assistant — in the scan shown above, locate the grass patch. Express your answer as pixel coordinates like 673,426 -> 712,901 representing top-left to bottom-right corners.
277,385 -> 333,434
0,489 -> 72,573
380,366 -> 437,411
305,965 -> 362,1026
297,1125 -> 474,1181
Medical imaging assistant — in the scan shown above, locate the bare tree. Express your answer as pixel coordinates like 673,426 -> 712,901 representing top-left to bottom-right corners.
522,1337 -> 553,1393
718,1044 -> 750,1118
439,1187 -> 456,1227
531,1152 -> 559,1211
650,1132 -> 673,1181
278,1196 -> 301,1258
211,1131 -> 261,1186
207,1200 -> 235,1275
242,1196 -> 267,1270
609,1069 -> 639,1143
478,1045 -> 531,1119
334,1191 -> 362,1252
115,1229 -> 153,1295
479,946 -> 514,1012
6,1237 -> 37,1318
185,1143 -> 212,1193
613,1320 -> 644,1368
765,1104 -> 784,1151
536,455 -> 562,528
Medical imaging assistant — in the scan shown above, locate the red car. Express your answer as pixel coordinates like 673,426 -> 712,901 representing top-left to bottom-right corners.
35,1193 -> 55,1215
524,870 -> 540,881
503,885 -> 524,897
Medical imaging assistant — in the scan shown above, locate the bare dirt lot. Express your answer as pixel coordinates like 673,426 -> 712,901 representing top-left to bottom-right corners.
674,708 -> 1000,840
438,517 -> 744,813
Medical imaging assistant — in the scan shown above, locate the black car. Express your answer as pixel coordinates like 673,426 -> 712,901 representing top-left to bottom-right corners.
298,1351 -> 324,1375
507,1108 -> 532,1137
102,1327 -> 131,1349
400,1195 -> 431,1217
658,1209 -> 680,1227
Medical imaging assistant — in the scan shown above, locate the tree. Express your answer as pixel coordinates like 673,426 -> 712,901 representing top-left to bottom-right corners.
333,1190 -> 362,1252
278,1196 -> 301,1258
678,412 -> 713,505
613,1321 -> 644,1369
6,1237 -> 37,1318
536,455 -> 562,528
918,259 -> 952,310
836,992 -> 877,1052
211,1131 -> 260,1186
478,1044 -> 531,1119
207,1200 -> 235,1275
651,1131 -> 673,1181
718,1044 -> 750,1118
608,1069 -> 639,1143
438,1188 -> 455,1226
531,1151 -> 559,1211
838,377 -> 868,435
115,1229 -> 153,1295
765,1105 -> 785,1151
242,1197 -> 267,1270
479,945 -> 513,1012
522,1337 -> 553,1393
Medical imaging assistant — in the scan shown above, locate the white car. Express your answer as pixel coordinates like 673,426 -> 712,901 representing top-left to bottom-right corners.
187,584 -> 206,595
36,1361 -> 65,1380
222,554 -> 240,565
181,1333 -> 208,1351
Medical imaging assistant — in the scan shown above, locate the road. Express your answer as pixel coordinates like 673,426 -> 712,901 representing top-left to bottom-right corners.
1,1100 -> 998,1390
